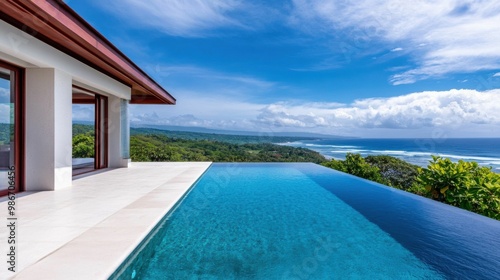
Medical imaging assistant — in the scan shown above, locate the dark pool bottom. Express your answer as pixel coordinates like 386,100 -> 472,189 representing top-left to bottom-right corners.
111,163 -> 500,279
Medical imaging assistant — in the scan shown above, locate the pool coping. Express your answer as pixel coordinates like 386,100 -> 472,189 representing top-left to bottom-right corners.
0,162 -> 211,280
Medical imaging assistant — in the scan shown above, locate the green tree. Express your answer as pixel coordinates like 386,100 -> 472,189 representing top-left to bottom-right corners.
322,158 -> 347,172
413,156 -> 500,220
72,123 -> 94,136
365,155 -> 419,190
322,153 -> 383,183
72,133 -> 94,158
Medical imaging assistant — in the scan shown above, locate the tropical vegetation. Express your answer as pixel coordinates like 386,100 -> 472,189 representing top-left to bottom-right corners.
323,153 -> 500,220
131,127 -> 317,144
72,124 -> 95,158
130,134 -> 325,163
411,156 -> 500,220
72,133 -> 94,158
0,123 -> 14,145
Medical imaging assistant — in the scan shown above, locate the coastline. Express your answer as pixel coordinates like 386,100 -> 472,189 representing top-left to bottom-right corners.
278,138 -> 500,171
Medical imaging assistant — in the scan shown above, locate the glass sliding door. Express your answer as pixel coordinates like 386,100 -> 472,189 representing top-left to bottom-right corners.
0,61 -> 22,196
72,87 -> 107,175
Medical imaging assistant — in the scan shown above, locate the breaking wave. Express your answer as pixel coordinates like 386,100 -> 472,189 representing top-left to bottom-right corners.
280,140 -> 500,170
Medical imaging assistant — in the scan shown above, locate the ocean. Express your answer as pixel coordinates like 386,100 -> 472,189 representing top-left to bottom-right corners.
279,138 -> 500,171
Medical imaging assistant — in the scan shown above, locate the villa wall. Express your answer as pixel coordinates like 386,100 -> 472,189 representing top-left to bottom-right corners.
25,68 -> 72,191
0,19 -> 132,191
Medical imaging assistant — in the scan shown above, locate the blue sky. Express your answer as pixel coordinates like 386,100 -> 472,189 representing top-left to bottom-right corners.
68,0 -> 500,138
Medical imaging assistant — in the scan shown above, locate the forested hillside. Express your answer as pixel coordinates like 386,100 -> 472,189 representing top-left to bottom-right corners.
73,124 -> 325,163
131,134 -> 326,163
131,127 -> 317,144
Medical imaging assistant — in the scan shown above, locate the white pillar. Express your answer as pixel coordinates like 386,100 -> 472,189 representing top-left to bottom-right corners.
121,99 -> 130,163
107,96 -> 130,168
25,68 -> 72,191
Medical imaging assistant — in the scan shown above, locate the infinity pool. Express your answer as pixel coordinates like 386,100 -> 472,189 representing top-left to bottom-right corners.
112,163 -> 500,279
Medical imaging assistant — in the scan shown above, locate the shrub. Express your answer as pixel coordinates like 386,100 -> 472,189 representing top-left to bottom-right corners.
365,155 -> 419,190
72,133 -> 94,158
322,153 -> 383,183
414,156 -> 500,220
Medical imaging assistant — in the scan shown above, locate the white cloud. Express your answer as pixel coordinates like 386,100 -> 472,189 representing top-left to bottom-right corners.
0,104 -> 11,124
255,103 -> 329,128
109,0 -> 241,36
130,89 -> 500,137
101,0 -> 278,37
0,88 -> 9,104
290,0 -> 500,84
256,89 -> 500,130
72,105 -> 94,122
132,113 -> 210,127
130,89 -> 263,129
391,47 -> 403,52
131,113 -> 246,130
494,72 -> 500,77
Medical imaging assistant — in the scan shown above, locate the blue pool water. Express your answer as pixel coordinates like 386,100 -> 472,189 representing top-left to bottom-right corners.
113,163 -> 500,279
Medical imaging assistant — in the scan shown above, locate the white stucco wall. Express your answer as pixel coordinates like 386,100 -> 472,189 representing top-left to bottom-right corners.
25,68 -> 73,191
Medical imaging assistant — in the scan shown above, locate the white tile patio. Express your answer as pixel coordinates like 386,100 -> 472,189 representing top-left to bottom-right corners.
0,162 -> 211,280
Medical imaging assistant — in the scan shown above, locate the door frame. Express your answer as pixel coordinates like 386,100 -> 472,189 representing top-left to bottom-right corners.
94,94 -> 108,169
0,59 -> 24,196
72,86 -> 108,175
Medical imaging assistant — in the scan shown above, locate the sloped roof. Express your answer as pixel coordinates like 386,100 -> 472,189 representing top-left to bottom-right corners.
0,0 -> 175,104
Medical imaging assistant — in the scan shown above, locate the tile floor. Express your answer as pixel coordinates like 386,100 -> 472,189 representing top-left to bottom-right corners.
0,162 -> 211,279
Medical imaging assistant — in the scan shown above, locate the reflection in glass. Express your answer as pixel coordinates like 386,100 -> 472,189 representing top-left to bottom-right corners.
72,103 -> 95,175
0,67 -> 14,191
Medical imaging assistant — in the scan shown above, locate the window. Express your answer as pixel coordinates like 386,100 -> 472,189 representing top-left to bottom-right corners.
0,61 -> 23,195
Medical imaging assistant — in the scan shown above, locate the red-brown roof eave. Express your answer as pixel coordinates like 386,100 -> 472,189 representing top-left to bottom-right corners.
0,0 -> 175,105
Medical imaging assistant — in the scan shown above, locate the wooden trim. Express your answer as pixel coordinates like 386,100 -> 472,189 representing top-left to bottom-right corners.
95,95 -> 108,169
18,66 -> 24,193
0,0 -> 175,104
72,98 -> 95,104
102,97 -> 108,168
0,59 -> 24,196
72,85 -> 99,104
94,96 -> 99,171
